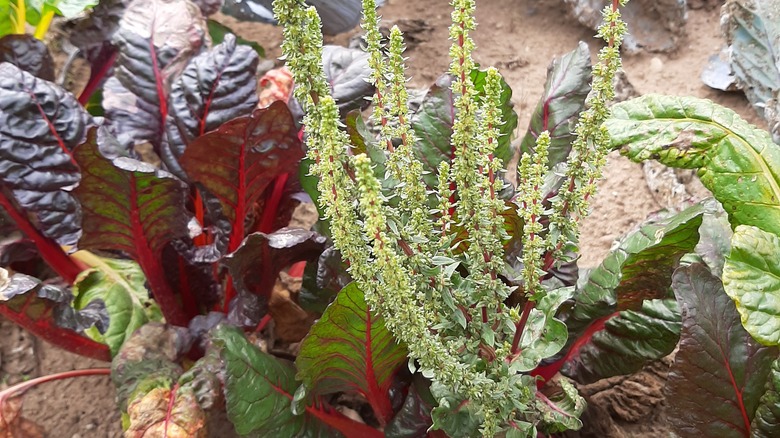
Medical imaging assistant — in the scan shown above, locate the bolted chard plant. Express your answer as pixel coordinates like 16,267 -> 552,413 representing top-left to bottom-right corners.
274,0 -> 629,434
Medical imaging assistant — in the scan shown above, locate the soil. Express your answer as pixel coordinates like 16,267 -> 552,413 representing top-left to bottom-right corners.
0,0 -> 767,437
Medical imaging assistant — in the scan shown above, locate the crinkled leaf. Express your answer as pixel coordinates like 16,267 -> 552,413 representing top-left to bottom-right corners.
220,0 -> 371,35
0,35 -> 54,80
667,263 -> 778,438
695,199 -> 732,278
723,225 -> 780,346
0,394 -> 45,438
752,356 -> 780,437
74,130 -> 190,326
606,94 -> 780,236
162,244 -> 221,315
125,385 -> 206,438
299,246 -> 351,313
545,204 -> 704,383
518,42 -> 591,168
0,268 -> 110,361
111,323 -> 189,410
223,229 -> 326,308
558,298 -> 681,384
296,282 -> 407,425
103,0 -> 207,152
180,101 -> 303,250
213,325 -> 381,437
722,0 -> 780,141
0,62 -> 92,248
534,378 -> 585,434
206,19 -> 264,57
72,255 -> 161,357
511,286 -> 574,373
322,45 -> 372,115
162,33 -> 260,180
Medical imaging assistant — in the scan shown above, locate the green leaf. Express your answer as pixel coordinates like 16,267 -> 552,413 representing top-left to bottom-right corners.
572,202 -> 706,321
534,378 -> 585,434
519,42 -> 592,168
213,325 -> 380,437
723,225 -> 780,346
606,94 -> 780,237
667,263 -> 778,438
207,19 -> 265,57
0,1 -> 15,38
72,256 -> 161,357
27,0 -> 98,18
695,199 -> 732,278
511,286 -> 574,373
296,283 -> 408,425
752,356 -> 780,437
552,203 -> 704,383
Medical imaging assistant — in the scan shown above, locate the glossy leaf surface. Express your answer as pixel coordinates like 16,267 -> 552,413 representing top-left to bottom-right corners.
723,225 -> 780,346
606,94 -> 780,236
0,268 -> 110,361
180,101 -> 303,249
0,34 -> 54,80
0,62 -> 92,247
74,132 -> 190,325
103,0 -> 207,151
162,33 -> 260,180
667,263 -> 778,438
296,283 -> 407,425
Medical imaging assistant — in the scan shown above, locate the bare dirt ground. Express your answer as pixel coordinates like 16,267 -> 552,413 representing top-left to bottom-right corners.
0,0 -> 766,436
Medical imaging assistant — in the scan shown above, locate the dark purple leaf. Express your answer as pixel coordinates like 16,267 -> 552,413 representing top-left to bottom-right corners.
518,42 -> 591,168
667,263 -> 778,437
322,45 -> 372,115
553,298 -> 680,385
410,69 -> 517,198
213,325 -> 381,437
0,238 -> 52,279
385,377 -> 437,438
296,282 -> 408,425
299,246 -> 351,313
0,268 -> 110,361
69,0 -> 131,55
0,35 -> 55,81
220,0 -> 371,35
74,129 -> 190,326
103,0 -> 208,152
223,229 -> 326,315
162,244 -> 220,316
179,101 -> 303,251
162,33 -> 259,180
0,62 -> 93,248
536,204 -> 705,384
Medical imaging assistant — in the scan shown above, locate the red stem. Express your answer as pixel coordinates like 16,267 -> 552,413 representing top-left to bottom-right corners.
0,191 -> 82,284
77,50 -> 117,106
257,173 -> 289,234
0,368 -> 110,402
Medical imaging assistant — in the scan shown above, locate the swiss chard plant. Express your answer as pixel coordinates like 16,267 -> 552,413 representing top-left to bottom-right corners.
594,92 -> 780,436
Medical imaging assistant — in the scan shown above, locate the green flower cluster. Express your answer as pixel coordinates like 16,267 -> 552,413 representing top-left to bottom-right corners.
273,0 -> 628,435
